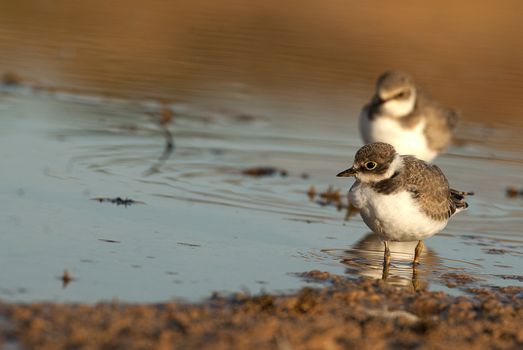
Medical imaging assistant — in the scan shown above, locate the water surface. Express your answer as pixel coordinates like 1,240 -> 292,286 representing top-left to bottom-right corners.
1,85 -> 522,302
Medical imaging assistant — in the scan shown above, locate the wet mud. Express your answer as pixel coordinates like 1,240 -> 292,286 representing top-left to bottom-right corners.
1,273 -> 522,350
242,167 -> 288,177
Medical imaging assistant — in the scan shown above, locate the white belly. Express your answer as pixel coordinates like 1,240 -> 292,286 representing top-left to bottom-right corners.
360,114 -> 437,162
349,183 -> 447,241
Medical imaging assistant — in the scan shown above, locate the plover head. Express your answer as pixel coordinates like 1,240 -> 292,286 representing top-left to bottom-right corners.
371,71 -> 416,118
337,142 -> 402,183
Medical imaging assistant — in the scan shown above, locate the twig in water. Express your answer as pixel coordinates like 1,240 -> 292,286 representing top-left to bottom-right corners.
143,106 -> 175,176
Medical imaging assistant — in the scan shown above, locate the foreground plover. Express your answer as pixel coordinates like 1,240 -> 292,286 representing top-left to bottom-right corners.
359,71 -> 458,162
337,142 -> 471,270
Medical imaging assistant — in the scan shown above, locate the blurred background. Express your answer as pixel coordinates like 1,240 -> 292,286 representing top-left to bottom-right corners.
1,0 -> 523,126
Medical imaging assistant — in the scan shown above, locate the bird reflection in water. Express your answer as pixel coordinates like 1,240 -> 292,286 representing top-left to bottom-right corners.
339,233 -> 439,291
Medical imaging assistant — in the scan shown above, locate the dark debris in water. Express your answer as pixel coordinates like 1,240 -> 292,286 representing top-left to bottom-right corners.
307,185 -> 316,200
307,185 -> 359,220
58,269 -> 74,289
286,218 -> 324,224
483,248 -> 509,255
318,185 -> 341,204
242,166 -> 288,177
506,186 -> 523,198
143,105 -> 175,176
461,234 -> 481,240
91,197 -> 145,207
177,242 -> 201,248
441,272 -> 480,288
296,270 -> 344,283
498,275 -> 523,282
98,239 -> 121,244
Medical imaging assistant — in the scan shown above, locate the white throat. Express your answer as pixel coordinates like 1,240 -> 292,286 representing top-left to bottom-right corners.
382,93 -> 416,118
355,154 -> 403,183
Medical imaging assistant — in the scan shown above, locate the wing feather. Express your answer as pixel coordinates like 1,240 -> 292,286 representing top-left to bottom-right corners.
401,156 -> 453,221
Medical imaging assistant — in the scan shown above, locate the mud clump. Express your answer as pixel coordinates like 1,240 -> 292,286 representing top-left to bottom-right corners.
1,273 -> 522,350
499,275 -> 523,282
242,167 -> 288,177
505,186 -> 523,198
441,272 -> 480,288
307,185 -> 359,220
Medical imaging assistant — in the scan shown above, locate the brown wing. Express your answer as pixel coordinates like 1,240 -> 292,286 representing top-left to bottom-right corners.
417,94 -> 458,152
401,156 -> 454,221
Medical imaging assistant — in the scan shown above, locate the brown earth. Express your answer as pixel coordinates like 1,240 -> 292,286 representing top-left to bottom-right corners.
1,272 -> 522,350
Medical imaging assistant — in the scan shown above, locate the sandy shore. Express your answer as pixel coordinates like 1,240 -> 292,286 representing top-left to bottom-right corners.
1,271 -> 522,350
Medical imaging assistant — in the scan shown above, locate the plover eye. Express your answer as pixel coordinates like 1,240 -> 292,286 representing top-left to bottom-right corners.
364,161 -> 378,170
396,91 -> 406,98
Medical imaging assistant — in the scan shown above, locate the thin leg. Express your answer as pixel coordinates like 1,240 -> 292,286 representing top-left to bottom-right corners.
413,240 -> 424,265
384,241 -> 391,265
382,241 -> 391,280
411,264 -> 420,291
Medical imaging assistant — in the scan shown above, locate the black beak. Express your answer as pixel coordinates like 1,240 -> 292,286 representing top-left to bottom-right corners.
370,94 -> 384,106
336,167 -> 357,177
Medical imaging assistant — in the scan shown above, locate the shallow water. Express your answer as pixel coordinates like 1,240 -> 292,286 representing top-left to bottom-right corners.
0,1 -> 523,302
0,85 -> 522,302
